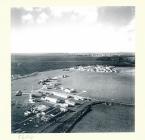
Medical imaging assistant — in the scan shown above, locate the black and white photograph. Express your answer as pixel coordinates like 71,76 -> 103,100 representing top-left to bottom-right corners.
11,6 -> 135,133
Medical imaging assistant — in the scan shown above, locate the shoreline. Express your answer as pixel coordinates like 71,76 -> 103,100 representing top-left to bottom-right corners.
11,65 -> 135,81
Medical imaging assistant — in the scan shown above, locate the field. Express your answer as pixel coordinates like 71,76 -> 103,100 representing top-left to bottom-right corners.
71,104 -> 134,132
11,53 -> 135,132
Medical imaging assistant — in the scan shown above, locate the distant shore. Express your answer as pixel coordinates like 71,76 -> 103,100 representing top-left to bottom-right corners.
11,53 -> 135,76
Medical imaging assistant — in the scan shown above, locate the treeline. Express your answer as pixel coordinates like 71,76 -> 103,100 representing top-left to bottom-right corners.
96,55 -> 135,66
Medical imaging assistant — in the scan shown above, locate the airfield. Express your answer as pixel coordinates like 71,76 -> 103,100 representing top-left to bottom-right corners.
11,66 -> 134,132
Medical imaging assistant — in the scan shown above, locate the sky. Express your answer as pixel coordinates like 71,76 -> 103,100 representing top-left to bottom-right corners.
11,6 -> 135,53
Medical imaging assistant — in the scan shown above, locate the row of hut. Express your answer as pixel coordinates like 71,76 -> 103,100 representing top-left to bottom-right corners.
64,65 -> 118,73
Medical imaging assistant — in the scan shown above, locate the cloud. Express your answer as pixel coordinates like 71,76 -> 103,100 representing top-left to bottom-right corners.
72,7 -> 98,24
24,8 -> 33,12
11,6 -> 135,53
11,7 -> 99,27
21,13 -> 34,24
36,12 -> 49,24
11,6 -> 135,28
49,7 -> 98,24
97,6 -> 135,27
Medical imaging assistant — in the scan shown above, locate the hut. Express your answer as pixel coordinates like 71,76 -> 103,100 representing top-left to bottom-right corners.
15,90 -> 23,96
44,96 -> 58,103
51,91 -> 70,99
65,99 -> 76,106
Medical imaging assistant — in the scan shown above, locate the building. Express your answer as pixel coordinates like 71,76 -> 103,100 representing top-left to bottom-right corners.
51,91 -> 70,99
62,74 -> 69,78
31,92 -> 43,98
60,107 -> 68,112
15,90 -> 23,96
29,93 -> 35,103
36,105 -> 47,112
65,99 -> 76,106
57,103 -> 69,108
41,85 -> 48,89
51,76 -> 59,80
60,86 -> 64,90
73,95 -> 85,101
41,84 -> 54,89
44,96 -> 58,103
64,88 -> 71,93
70,88 -> 77,93
24,111 -> 31,117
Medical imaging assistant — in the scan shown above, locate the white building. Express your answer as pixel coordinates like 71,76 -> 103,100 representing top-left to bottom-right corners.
73,95 -> 85,101
29,93 -> 35,103
57,103 -> 69,108
64,88 -> 71,93
41,85 -> 48,90
36,105 -> 47,112
51,91 -> 70,99
60,107 -> 68,112
60,86 -> 64,90
44,96 -> 58,103
24,111 -> 31,117
65,99 -> 76,106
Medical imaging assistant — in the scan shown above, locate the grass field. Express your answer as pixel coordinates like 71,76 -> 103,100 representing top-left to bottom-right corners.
71,104 -> 134,132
